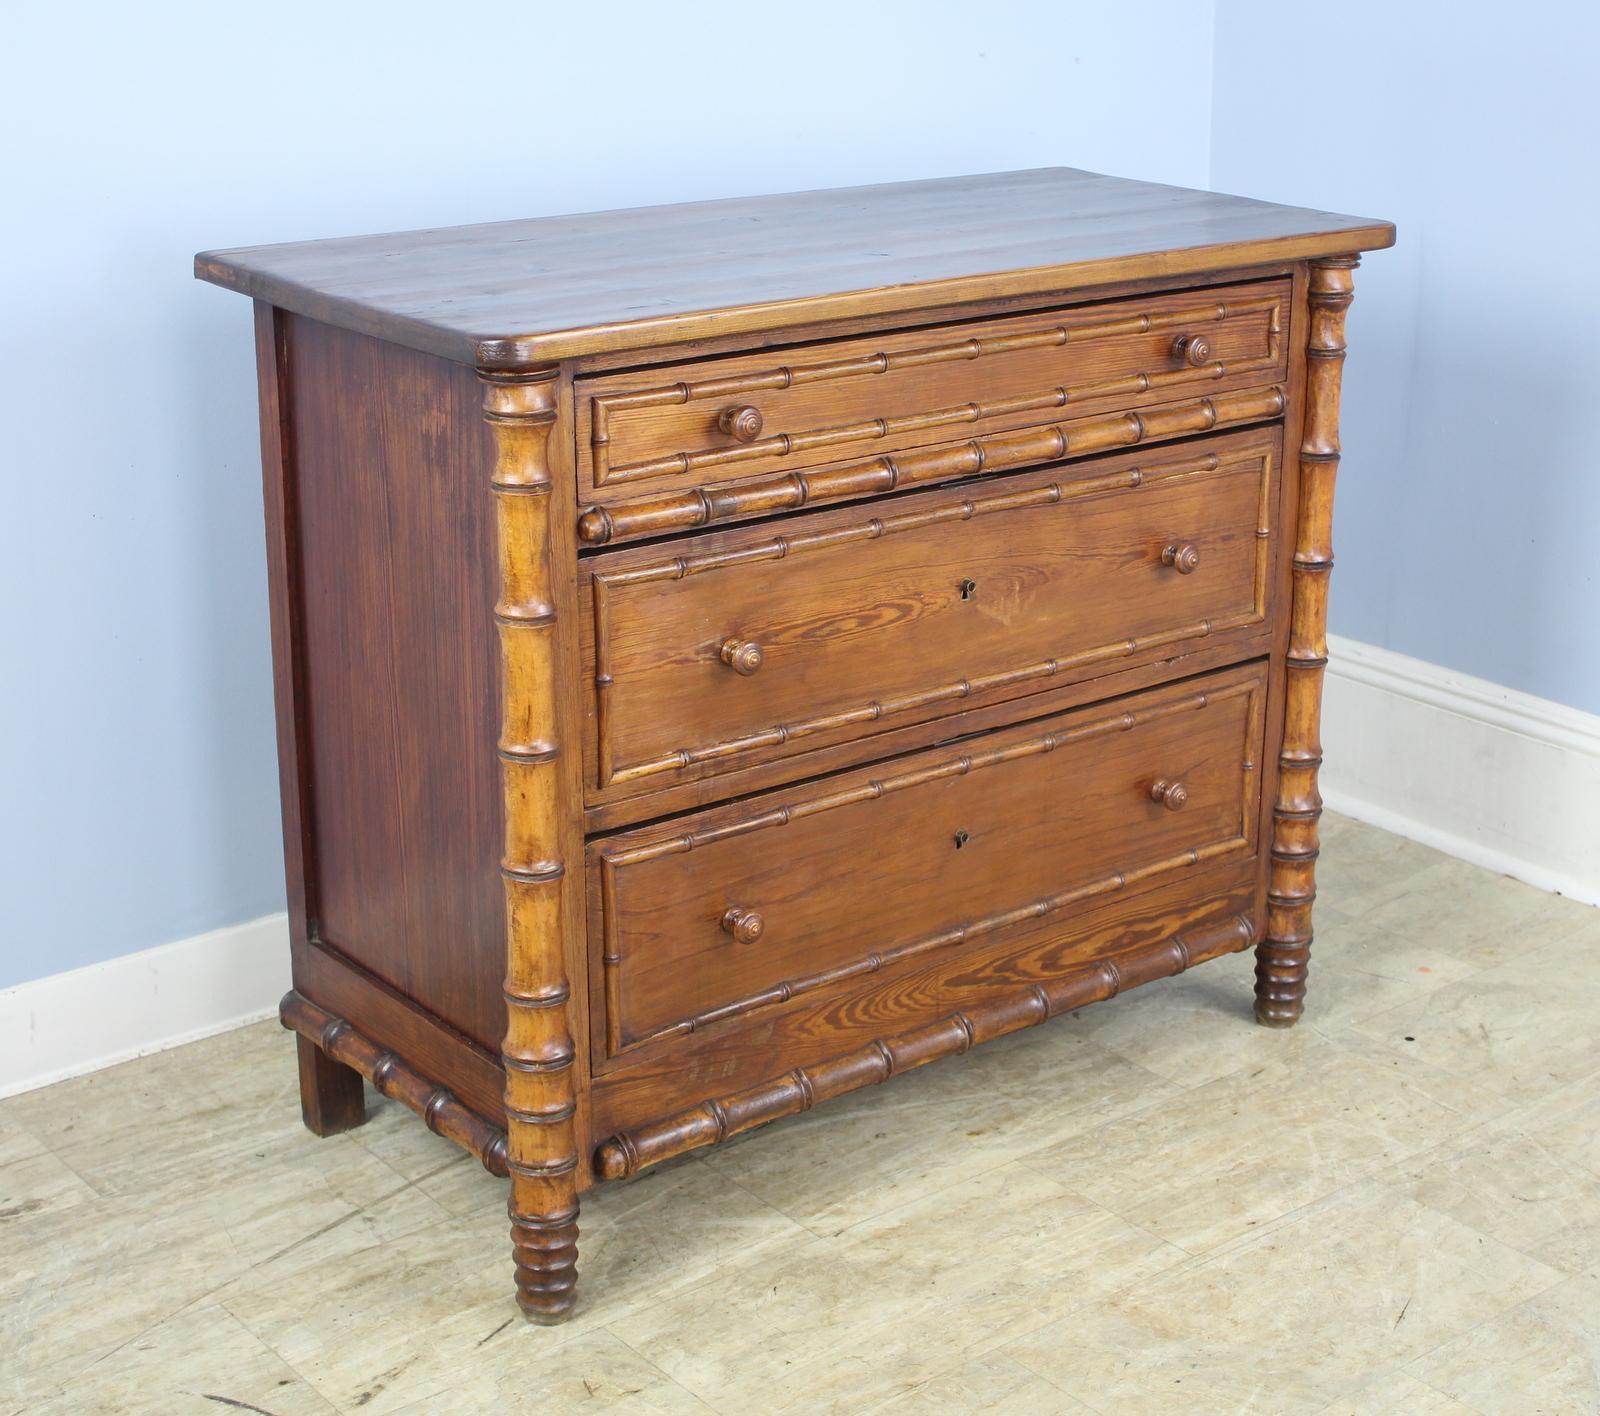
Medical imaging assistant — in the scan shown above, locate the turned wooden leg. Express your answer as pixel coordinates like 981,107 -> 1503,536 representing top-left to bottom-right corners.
511,1203 -> 580,1322
295,1032 -> 367,1135
1258,256 -> 1358,1028
485,368 -> 583,1323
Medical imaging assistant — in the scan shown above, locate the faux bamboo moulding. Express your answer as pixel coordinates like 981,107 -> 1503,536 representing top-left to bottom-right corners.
196,168 -> 1393,1323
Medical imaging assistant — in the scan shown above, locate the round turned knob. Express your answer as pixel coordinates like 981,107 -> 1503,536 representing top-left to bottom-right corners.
577,506 -> 614,544
717,405 -> 764,443
719,638 -> 764,676
1170,333 -> 1212,367
1148,778 -> 1189,812
721,906 -> 765,945
1161,541 -> 1201,575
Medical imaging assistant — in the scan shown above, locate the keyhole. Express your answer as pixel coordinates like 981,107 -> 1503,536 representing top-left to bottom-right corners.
953,829 -> 970,849
958,578 -> 977,601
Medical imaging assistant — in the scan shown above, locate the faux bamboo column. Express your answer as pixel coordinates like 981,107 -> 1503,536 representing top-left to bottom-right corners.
1257,256 -> 1359,1027
483,368 -> 581,1322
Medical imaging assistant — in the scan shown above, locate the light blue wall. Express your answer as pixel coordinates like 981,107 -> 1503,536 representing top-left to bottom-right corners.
1212,3 -> 1600,714
0,2 -> 1217,989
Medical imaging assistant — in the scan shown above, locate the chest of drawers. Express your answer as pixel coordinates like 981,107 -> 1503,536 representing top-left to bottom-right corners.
197,168 -> 1392,1323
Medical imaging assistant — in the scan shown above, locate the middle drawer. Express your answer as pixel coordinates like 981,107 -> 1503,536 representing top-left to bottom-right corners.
580,426 -> 1280,799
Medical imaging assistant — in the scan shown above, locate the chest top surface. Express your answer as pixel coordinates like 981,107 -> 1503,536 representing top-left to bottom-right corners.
195,167 -> 1393,367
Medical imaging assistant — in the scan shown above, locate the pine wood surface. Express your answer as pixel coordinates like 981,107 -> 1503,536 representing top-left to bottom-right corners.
196,167 -> 1392,364
591,663 -> 1265,1058
580,431 -> 1279,798
482,369 -> 585,1320
587,857 -> 1261,1143
282,315 -> 507,1053
205,169 -> 1391,1321
575,383 -> 1288,546
576,276 -> 1288,503
594,909 -> 1258,1181
281,990 -> 508,1175
1259,257 -> 1358,1027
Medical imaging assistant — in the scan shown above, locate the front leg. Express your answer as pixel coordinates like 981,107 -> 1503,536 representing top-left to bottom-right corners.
1258,256 -> 1358,1028
485,367 -> 583,1322
511,1199 -> 580,1322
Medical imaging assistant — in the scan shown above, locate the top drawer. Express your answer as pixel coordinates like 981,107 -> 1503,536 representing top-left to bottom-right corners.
576,278 -> 1288,539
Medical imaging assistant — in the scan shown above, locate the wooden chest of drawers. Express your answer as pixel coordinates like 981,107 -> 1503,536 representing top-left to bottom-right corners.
196,168 -> 1392,1323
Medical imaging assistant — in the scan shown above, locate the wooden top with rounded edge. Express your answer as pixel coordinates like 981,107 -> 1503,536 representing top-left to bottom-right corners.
195,168 -> 1393,368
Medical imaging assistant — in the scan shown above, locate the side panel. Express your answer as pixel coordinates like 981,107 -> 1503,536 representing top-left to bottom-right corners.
280,313 -> 506,1052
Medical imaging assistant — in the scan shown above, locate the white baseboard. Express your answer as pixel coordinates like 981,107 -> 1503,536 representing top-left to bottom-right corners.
0,913 -> 290,1099
1322,634 -> 1600,907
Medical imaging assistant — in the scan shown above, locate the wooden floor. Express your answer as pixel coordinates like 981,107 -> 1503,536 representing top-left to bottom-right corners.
5,814 -> 1599,1414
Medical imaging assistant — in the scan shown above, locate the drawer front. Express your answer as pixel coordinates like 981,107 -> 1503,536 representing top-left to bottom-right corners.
582,428 -> 1279,795
576,277 -> 1287,525
589,663 -> 1266,1059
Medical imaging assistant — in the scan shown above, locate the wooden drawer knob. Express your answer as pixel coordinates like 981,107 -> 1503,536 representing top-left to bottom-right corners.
719,638 -> 764,676
1148,778 -> 1189,812
721,906 -> 765,945
717,405 -> 764,443
1161,541 -> 1201,574
1170,333 -> 1212,367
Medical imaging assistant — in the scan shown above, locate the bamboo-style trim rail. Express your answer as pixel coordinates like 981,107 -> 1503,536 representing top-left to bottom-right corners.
595,446 -> 1258,587
577,384 -> 1287,544
598,680 -> 1253,869
607,615 -> 1247,787
280,991 -> 509,1176
599,677 -> 1259,1057
594,912 -> 1256,1180
1256,259 -> 1357,1028
590,291 -> 1283,485
590,443 -> 1275,787
626,838 -> 1248,1051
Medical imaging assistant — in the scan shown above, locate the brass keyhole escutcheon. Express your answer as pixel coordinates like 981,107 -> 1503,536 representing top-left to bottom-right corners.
959,578 -> 977,601
953,829 -> 970,849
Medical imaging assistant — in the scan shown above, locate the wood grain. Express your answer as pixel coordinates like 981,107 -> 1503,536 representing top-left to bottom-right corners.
484,369 -> 583,1324
590,663 -> 1264,1056
595,910 -> 1256,1179
581,430 -> 1279,795
294,935 -> 507,1121
577,383 -> 1285,545
580,632 -> 1275,833
284,317 -> 506,1051
578,278 -> 1286,499
281,990 -> 508,1174
293,1033 -> 366,1138
196,167 -> 1393,364
590,859 -> 1259,1141
211,169 -> 1390,1325
1257,257 -> 1357,1028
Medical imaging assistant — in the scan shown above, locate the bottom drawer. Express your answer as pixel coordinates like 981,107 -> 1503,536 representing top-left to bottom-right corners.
588,661 -> 1267,1061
